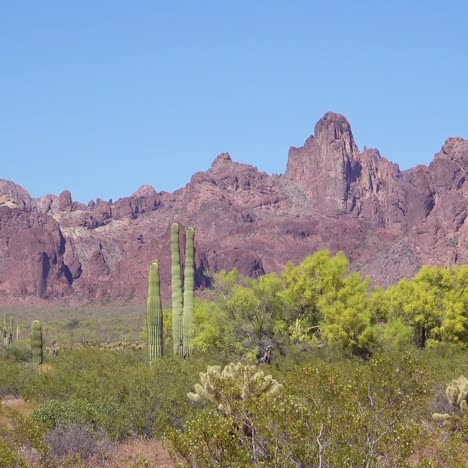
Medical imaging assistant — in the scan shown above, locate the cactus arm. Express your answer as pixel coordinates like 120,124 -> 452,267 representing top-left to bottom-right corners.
183,227 -> 195,357
171,223 -> 184,356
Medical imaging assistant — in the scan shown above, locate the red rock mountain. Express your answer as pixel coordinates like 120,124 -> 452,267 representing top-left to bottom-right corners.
0,112 -> 466,304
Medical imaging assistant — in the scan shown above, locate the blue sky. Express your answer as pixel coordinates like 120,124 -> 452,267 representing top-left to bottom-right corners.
1,1 -> 467,203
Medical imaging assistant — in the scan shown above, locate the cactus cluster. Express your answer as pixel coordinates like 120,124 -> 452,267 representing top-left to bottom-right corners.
31,320 -> 44,366
432,375 -> 468,423
2,313 -> 16,348
171,223 -> 195,357
147,260 -> 164,362
188,362 -> 283,415
445,375 -> 468,413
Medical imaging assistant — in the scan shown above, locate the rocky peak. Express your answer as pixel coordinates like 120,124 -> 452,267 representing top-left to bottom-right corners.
0,180 -> 31,210
132,184 -> 157,199
314,112 -> 359,158
58,190 -> 73,211
213,152 -> 232,164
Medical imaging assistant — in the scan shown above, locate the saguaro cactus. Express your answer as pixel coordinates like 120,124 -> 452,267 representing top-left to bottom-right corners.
171,223 -> 184,356
2,313 -> 14,347
147,260 -> 164,362
31,320 -> 44,366
183,227 -> 195,356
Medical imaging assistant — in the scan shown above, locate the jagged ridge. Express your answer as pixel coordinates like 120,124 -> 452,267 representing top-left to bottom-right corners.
0,112 -> 466,304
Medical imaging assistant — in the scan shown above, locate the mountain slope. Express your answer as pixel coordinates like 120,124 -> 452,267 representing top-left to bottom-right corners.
0,112 -> 466,304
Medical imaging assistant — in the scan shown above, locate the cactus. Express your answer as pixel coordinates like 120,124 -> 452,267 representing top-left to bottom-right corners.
432,375 -> 468,423
31,320 -> 44,366
171,223 -> 184,356
188,362 -> 283,415
183,227 -> 195,356
445,375 -> 468,413
2,313 -> 15,347
147,260 -> 164,361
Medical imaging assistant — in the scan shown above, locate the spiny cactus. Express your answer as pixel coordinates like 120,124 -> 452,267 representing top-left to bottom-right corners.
171,223 -> 184,356
432,375 -> 468,423
183,227 -> 195,356
2,313 -> 15,348
147,260 -> 164,361
446,375 -> 467,413
188,362 -> 283,415
31,320 -> 44,366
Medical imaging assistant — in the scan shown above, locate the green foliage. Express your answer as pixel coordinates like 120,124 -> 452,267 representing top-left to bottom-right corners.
21,349 -> 208,440
387,265 -> 468,348
183,227 -> 195,357
31,320 -> 44,366
171,352 -> 430,466
374,319 -> 413,352
146,261 -> 164,361
32,399 -> 104,430
171,223 -> 183,356
191,299 -> 235,353
2,340 -> 32,362
0,405 -> 48,466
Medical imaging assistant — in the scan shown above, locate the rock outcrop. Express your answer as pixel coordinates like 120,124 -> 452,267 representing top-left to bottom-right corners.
0,112 -> 466,304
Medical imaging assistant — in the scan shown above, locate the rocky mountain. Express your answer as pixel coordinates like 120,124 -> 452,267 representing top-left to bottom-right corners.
0,112 -> 466,305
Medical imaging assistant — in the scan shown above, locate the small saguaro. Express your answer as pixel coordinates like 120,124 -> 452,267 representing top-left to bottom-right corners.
31,320 -> 44,366
147,260 -> 164,361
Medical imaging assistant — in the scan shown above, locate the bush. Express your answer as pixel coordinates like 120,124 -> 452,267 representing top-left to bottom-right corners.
32,399 -> 103,430
4,340 -> 32,362
45,424 -> 111,462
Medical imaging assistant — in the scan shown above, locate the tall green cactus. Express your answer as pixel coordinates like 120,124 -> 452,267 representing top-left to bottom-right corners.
171,223 -> 184,356
147,260 -> 164,362
31,320 -> 44,366
183,227 -> 195,356
2,313 -> 14,347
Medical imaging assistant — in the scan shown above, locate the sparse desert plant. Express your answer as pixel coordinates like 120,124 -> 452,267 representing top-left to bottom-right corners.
31,320 -> 44,366
45,424 -> 110,462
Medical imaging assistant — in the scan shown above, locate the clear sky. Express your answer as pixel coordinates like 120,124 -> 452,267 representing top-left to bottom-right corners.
1,1 -> 467,203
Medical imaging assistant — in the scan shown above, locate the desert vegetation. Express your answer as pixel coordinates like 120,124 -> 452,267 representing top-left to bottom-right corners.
0,238 -> 467,466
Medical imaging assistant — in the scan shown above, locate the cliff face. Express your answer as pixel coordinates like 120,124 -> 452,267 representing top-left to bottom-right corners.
0,113 -> 466,304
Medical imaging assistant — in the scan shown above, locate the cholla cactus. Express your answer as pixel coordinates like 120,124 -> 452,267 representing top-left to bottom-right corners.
188,362 -> 283,415
446,375 -> 467,413
433,375 -> 468,423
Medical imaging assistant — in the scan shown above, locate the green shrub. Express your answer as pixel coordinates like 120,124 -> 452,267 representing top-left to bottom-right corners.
32,399 -> 104,430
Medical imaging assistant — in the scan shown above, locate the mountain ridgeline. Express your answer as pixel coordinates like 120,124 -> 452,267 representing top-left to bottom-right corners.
0,112 -> 466,303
